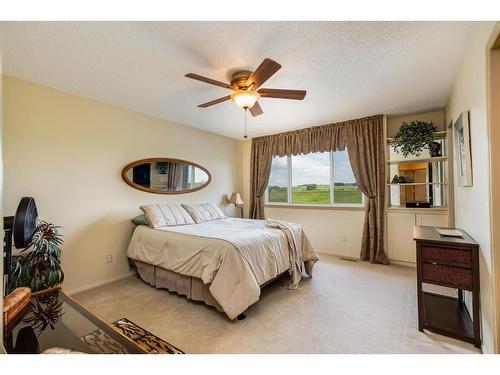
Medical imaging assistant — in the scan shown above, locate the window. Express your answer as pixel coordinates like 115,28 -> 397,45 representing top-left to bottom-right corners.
291,152 -> 331,204
267,156 -> 289,203
266,149 -> 363,207
332,150 -> 363,205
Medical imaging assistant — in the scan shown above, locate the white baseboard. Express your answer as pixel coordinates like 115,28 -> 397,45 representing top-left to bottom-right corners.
317,251 -> 358,259
317,252 -> 416,268
389,259 -> 416,268
64,271 -> 136,296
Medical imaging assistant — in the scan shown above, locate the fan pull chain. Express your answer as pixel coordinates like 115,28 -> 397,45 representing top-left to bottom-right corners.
244,108 -> 248,139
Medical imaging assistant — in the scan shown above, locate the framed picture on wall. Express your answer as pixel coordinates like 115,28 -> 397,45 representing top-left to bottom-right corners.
454,111 -> 473,187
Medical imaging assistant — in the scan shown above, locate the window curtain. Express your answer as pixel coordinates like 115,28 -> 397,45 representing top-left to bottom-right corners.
250,136 -> 274,220
345,119 -> 388,264
249,115 -> 387,263
167,162 -> 182,190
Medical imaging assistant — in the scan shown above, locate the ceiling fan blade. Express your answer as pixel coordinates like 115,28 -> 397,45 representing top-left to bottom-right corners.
249,101 -> 263,117
197,95 -> 231,108
245,58 -> 281,90
185,73 -> 231,89
258,88 -> 307,100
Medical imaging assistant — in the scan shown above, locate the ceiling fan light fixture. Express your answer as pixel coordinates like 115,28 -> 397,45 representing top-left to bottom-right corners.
231,90 -> 260,109
186,58 -> 306,118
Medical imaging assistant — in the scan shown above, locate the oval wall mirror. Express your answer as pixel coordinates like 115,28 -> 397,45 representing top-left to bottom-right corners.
122,158 -> 211,194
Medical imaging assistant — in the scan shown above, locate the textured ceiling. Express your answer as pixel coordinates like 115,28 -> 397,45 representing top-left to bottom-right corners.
3,21 -> 475,139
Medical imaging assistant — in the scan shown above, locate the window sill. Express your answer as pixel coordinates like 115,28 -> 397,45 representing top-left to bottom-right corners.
264,203 -> 366,211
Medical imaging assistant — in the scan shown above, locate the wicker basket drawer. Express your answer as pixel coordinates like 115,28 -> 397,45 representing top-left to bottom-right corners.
422,263 -> 473,289
421,245 -> 472,266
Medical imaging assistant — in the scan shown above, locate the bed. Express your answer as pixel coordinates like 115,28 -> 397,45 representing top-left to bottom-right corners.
126,217 -> 319,320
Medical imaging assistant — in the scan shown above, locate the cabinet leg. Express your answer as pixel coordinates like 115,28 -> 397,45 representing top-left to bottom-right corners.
472,290 -> 481,350
417,291 -> 424,332
458,289 -> 464,304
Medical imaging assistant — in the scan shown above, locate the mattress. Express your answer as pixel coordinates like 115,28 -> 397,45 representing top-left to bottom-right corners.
127,218 -> 318,319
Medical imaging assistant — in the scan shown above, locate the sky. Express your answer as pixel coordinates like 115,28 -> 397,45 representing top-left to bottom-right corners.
268,150 -> 356,187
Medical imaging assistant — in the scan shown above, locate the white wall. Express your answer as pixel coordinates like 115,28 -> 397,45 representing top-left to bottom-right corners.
445,22 -> 498,353
3,76 -> 242,293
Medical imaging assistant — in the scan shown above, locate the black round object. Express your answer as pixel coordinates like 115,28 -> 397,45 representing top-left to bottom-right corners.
13,197 -> 38,249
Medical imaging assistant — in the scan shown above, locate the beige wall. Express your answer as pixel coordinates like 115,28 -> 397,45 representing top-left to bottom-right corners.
489,31 -> 500,353
241,139 -> 252,219
264,207 -> 364,257
0,23 -> 4,347
445,22 -> 498,353
3,76 -> 242,293
387,109 -> 446,137
240,135 -> 365,259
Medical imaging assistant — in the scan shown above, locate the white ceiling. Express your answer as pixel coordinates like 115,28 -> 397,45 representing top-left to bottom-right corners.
3,21 -> 475,139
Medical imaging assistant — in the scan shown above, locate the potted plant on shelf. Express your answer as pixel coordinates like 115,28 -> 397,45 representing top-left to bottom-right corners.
392,121 -> 442,158
9,221 -> 64,293
391,175 -> 415,184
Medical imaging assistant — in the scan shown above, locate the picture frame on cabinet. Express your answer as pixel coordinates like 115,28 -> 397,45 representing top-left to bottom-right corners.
454,111 -> 473,187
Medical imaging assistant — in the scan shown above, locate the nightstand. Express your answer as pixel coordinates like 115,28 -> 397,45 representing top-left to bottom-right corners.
414,225 -> 480,348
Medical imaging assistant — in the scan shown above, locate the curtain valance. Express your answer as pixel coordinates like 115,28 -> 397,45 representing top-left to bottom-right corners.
252,115 -> 382,157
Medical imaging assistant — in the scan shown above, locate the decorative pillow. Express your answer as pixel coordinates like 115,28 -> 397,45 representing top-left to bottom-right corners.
140,204 -> 195,228
181,203 -> 226,224
131,214 -> 149,226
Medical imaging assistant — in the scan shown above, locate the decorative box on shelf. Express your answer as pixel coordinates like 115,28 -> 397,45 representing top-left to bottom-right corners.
406,201 -> 431,208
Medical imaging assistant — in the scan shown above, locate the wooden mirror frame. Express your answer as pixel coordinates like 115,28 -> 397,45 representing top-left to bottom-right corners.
121,157 -> 212,195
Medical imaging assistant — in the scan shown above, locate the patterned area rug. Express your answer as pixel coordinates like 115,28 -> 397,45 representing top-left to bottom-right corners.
81,317 -> 184,354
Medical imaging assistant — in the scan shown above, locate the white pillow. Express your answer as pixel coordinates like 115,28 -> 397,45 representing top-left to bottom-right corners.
140,204 -> 195,228
182,203 -> 226,224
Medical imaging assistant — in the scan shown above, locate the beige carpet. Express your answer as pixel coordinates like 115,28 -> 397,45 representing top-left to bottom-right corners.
73,254 -> 480,354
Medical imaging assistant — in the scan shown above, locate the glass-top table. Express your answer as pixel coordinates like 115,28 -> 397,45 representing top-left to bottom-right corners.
3,288 -> 146,354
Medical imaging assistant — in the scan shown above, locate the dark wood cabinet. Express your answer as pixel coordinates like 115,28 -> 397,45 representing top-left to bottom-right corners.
414,225 -> 480,348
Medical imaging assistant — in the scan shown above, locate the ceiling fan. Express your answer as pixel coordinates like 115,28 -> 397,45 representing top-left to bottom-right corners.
185,58 -> 307,118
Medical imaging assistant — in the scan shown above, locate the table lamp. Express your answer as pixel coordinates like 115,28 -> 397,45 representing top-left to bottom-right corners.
228,192 -> 244,218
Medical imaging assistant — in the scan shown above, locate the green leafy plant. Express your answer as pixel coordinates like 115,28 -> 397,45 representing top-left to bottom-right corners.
392,121 -> 437,157
391,175 -> 415,184
9,221 -> 64,293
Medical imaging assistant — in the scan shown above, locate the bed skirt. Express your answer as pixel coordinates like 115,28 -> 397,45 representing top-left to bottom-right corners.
133,260 -> 224,312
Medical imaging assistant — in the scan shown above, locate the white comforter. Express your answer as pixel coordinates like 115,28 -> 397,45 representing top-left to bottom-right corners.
127,218 -> 318,319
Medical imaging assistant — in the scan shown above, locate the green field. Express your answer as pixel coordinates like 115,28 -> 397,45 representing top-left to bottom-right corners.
268,184 -> 362,205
